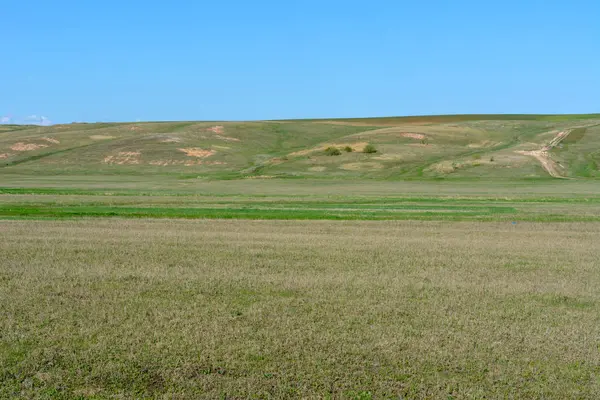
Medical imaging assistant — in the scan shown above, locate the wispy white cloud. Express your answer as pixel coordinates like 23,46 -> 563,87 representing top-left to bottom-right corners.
0,116 -> 11,124
22,114 -> 52,125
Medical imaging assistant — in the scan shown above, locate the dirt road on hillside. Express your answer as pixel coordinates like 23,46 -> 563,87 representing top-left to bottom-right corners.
516,130 -> 571,178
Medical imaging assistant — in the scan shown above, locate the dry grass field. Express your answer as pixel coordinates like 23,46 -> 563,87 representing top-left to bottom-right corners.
2,219 -> 600,398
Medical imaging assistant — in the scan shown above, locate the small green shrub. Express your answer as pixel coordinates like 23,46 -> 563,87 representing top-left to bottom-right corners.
343,146 -> 353,153
472,154 -> 481,160
325,147 -> 341,156
490,156 -> 495,162
363,144 -> 377,154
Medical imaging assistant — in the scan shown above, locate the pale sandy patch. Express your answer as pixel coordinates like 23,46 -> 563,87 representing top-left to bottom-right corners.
11,142 -> 48,151
427,161 -> 456,174
160,137 -> 181,143
401,133 -> 425,140
208,125 -> 225,134
0,153 -> 13,159
149,159 -> 226,166
90,135 -> 116,140
215,135 -> 240,142
178,148 -> 216,158
42,137 -> 60,144
340,162 -> 384,171
309,166 -> 327,172
373,154 -> 402,161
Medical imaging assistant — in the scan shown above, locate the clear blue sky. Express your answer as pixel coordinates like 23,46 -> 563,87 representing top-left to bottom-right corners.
1,0 -> 599,124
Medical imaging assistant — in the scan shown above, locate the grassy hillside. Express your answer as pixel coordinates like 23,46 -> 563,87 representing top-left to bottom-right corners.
1,114 -> 599,180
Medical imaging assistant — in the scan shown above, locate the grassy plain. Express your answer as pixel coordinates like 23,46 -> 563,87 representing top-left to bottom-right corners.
2,219 -> 600,399
2,114 -> 600,398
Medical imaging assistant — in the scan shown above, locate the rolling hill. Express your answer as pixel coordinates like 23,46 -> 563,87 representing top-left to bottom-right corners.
1,114 -> 599,180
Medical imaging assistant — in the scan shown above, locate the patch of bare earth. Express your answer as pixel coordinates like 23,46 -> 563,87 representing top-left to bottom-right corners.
205,126 -> 240,142
178,148 -> 216,158
215,135 -> 240,142
160,137 -> 181,143
103,151 -> 141,165
90,135 -> 116,140
41,137 -> 60,144
267,157 -> 287,165
207,126 -> 225,134
11,143 -> 48,151
149,160 -> 225,166
340,162 -> 384,171
374,154 -> 403,161
0,153 -> 13,159
428,161 -> 457,174
401,133 -> 426,140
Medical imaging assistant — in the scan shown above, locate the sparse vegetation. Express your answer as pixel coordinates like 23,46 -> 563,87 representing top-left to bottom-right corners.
343,145 -> 353,152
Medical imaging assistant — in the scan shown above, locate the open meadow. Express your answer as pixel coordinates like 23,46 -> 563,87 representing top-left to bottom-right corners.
2,115 -> 600,398
2,219 -> 600,398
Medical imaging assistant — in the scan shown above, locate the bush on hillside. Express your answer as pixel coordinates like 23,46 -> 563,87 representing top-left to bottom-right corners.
363,144 -> 377,154
343,146 -> 353,153
325,147 -> 341,156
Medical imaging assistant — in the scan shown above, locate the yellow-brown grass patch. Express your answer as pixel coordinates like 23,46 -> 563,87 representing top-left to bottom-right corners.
103,151 -> 141,165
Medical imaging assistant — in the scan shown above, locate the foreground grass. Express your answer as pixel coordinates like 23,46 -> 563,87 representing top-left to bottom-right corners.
2,219 -> 600,398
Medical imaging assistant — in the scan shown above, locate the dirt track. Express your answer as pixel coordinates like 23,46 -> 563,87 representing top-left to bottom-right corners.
516,130 -> 571,178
